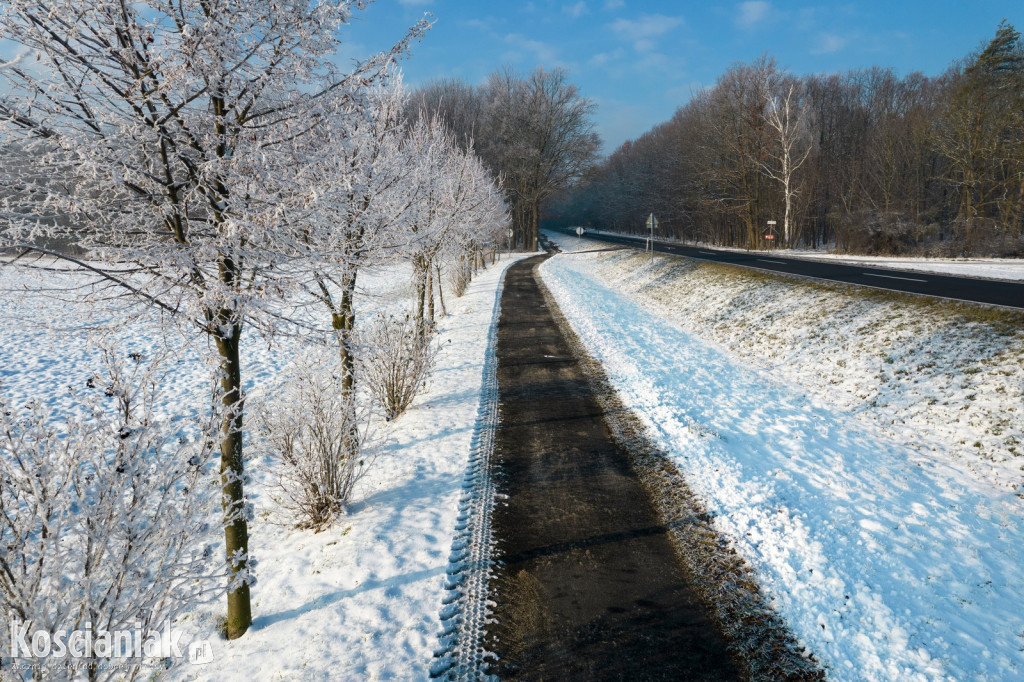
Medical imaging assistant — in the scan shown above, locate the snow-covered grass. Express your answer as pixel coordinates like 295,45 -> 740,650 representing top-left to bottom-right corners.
553,235 -> 1024,489
541,233 -> 1024,680
0,253 -> 526,680
580,229 -> 1024,281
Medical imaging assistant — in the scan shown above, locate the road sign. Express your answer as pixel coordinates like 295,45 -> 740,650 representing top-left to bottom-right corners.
765,234 -> 775,240
576,226 -> 584,236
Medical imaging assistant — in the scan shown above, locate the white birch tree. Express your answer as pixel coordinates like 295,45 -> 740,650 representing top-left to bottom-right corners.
759,80 -> 815,246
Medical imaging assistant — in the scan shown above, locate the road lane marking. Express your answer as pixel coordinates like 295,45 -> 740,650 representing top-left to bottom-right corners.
757,259 -> 787,265
863,272 -> 928,283
698,251 -> 718,256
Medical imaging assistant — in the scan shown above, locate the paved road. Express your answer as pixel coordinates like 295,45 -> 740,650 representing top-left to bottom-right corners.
485,255 -> 739,681
549,228 -> 1024,310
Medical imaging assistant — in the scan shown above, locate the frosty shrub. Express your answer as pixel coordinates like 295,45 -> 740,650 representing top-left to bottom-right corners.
449,257 -> 473,298
0,352 -> 226,680
259,351 -> 369,532
359,312 -> 437,421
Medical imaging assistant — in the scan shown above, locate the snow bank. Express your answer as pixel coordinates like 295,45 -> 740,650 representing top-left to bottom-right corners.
540,236 -> 1024,680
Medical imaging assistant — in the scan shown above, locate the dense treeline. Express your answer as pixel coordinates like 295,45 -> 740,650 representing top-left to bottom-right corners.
410,67 -> 600,251
551,22 -> 1024,256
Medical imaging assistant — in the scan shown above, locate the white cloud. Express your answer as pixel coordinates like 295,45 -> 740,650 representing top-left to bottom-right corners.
589,48 -> 626,67
610,14 -> 682,51
604,0 -> 625,9
736,1 -> 772,30
460,18 -> 495,32
635,51 -> 672,73
811,32 -> 847,54
503,33 -> 561,66
563,1 -> 588,18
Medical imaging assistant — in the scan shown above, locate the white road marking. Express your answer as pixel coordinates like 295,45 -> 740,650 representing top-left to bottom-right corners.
758,259 -> 787,265
863,272 -> 928,283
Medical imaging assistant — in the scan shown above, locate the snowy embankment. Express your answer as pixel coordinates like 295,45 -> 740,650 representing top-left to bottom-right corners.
0,254 -> 523,679
541,234 -> 1024,681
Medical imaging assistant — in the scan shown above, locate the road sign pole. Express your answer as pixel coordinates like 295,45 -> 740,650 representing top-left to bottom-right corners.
646,213 -> 657,262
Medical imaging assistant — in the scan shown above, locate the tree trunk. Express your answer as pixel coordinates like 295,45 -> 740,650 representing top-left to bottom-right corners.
783,173 -> 793,246
427,264 -> 435,325
415,258 -> 427,337
331,270 -> 357,394
530,202 -> 540,251
435,263 -> 447,317
215,323 -> 252,640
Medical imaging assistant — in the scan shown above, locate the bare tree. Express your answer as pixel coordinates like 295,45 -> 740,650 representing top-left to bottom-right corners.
935,21 -> 1024,248
482,67 -> 600,251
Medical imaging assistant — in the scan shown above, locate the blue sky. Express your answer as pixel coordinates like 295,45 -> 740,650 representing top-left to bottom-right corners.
349,0 -> 1024,153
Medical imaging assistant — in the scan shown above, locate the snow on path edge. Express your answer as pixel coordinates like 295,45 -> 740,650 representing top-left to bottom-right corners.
428,262 -> 508,681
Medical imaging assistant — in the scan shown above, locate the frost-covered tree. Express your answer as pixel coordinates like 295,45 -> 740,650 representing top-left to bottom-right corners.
403,114 -> 506,332
284,81 -> 415,394
0,0 -> 427,638
410,67 -> 597,252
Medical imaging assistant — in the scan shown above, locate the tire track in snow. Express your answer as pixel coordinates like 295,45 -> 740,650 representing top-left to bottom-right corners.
428,265 -> 508,681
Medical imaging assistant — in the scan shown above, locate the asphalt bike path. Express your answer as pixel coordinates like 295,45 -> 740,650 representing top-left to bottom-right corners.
484,254 -> 739,680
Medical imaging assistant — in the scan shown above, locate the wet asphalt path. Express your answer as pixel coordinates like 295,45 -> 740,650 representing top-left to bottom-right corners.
484,255 -> 739,681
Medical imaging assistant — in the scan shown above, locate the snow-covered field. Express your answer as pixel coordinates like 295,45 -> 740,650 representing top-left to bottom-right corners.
0,254 -> 525,680
542,233 -> 1024,680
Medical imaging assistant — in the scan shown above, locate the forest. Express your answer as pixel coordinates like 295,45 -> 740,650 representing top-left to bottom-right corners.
548,22 -> 1024,257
